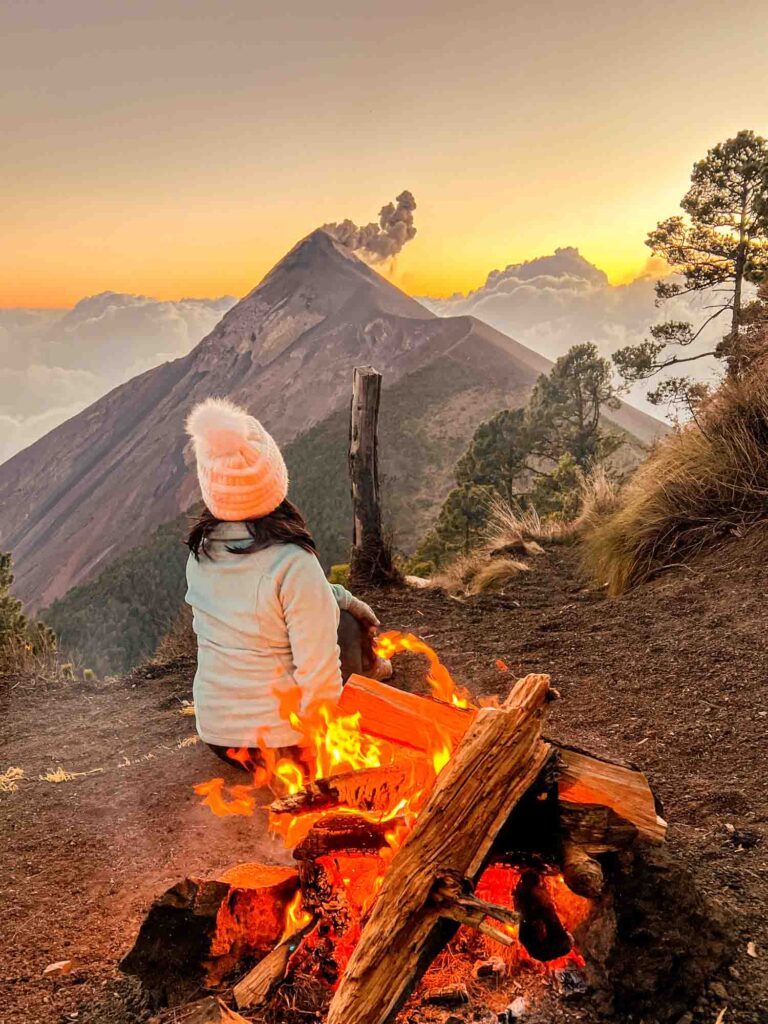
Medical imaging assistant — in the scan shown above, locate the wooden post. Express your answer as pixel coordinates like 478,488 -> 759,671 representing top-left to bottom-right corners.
348,366 -> 398,585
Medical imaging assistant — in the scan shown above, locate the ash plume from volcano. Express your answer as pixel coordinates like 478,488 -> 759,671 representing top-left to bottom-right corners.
322,190 -> 416,262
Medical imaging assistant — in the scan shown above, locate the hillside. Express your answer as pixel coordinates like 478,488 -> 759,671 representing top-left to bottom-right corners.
42,350 -> 534,671
0,230 -> 560,613
2,533 -> 766,1023
42,347 -> 651,673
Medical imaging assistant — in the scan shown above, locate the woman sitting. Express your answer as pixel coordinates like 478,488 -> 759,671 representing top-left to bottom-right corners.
184,397 -> 387,773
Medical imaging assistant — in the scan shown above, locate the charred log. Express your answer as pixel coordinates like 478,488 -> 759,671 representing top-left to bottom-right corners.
120,867 -> 298,1006
292,813 -> 396,861
514,869 -> 573,962
560,841 -> 604,900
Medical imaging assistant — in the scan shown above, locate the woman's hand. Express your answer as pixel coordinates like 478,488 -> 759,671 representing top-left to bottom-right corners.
345,594 -> 381,636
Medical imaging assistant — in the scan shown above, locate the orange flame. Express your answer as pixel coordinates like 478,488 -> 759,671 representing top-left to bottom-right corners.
194,632 -> 470,858
281,889 -> 312,940
193,777 -> 256,817
374,631 -> 474,708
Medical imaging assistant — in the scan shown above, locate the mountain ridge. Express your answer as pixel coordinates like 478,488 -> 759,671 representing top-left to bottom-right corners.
1,230 -> 567,611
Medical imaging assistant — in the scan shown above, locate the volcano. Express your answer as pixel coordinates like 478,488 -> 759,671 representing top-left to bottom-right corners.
0,230 -> 661,611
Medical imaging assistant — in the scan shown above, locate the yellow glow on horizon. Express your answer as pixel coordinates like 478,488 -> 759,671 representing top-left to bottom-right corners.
2,2 -> 766,309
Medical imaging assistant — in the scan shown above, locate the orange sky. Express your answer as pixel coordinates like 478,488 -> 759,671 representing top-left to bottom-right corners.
2,0 -> 768,308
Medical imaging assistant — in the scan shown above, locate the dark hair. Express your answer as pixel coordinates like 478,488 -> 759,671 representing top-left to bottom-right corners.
186,499 -> 317,561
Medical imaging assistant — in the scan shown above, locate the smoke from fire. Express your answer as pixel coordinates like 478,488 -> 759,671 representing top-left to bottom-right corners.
322,190 -> 416,262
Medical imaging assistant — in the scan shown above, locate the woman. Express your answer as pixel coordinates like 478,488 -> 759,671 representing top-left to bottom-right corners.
184,397 -> 388,773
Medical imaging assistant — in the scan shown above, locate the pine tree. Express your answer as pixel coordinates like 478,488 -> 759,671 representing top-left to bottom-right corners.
455,408 -> 529,503
420,344 -> 623,563
526,343 -> 621,468
0,553 -> 27,645
614,130 -> 768,405
417,483 -> 495,565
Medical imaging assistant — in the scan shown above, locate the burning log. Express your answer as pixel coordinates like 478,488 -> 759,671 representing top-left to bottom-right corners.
513,869 -> 573,962
337,672 -> 474,752
292,813 -> 396,861
269,758 -> 433,819
121,865 -> 299,1006
325,673 -> 552,1024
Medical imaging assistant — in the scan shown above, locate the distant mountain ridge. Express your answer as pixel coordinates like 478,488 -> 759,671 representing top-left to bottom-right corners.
3,229 -> 590,612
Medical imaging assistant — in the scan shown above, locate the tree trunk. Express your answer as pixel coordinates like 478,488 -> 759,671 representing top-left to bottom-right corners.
325,674 -> 552,1024
348,366 -> 398,585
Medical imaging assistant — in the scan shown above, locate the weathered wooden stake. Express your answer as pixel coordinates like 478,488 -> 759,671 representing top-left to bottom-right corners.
348,365 -> 398,585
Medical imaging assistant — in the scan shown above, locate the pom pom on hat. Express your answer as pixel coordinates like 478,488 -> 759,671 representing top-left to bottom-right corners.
186,397 -> 254,459
186,397 -> 288,520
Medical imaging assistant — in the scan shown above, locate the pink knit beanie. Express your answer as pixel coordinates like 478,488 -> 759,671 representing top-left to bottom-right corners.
186,397 -> 288,521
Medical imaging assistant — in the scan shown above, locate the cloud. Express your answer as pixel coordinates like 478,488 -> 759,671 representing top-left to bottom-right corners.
420,247 -> 732,414
0,293 -> 236,465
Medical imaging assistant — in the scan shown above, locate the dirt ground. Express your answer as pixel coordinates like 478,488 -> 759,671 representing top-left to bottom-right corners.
1,536 -> 766,1024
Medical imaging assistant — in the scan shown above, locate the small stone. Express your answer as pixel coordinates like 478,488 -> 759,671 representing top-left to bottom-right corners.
473,955 -> 507,980
708,980 -> 728,1001
729,964 -> 741,979
43,960 -> 74,978
498,995 -> 526,1021
553,965 -> 589,999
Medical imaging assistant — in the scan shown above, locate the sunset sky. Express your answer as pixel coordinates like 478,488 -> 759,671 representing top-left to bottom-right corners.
3,0 -> 768,308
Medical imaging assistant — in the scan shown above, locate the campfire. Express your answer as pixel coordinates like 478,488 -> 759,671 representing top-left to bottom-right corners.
122,632 -> 670,1023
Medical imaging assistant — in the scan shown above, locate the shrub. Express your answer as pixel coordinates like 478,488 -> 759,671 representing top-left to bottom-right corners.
0,552 -> 57,677
328,564 -> 350,586
582,366 -> 768,594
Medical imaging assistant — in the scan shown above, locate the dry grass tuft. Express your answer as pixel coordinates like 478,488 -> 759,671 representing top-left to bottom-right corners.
152,605 -> 196,668
571,465 -> 621,536
485,497 -> 572,549
0,766 -> 25,793
466,557 -> 531,594
39,766 -> 104,784
582,369 -> 768,594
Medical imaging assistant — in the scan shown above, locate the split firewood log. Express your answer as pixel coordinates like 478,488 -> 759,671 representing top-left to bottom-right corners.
339,675 -> 666,853
557,746 -> 667,851
337,673 -> 475,752
325,673 -> 552,1024
121,865 -> 298,1006
233,916 -> 316,1010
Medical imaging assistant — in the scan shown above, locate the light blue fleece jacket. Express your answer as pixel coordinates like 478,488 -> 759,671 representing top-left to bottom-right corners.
185,523 -> 357,748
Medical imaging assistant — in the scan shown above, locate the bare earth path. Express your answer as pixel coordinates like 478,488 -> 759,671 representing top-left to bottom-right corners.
1,537 -> 766,1023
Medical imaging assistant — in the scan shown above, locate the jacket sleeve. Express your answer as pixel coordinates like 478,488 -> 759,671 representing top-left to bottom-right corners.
329,583 -> 380,628
278,549 -> 343,712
